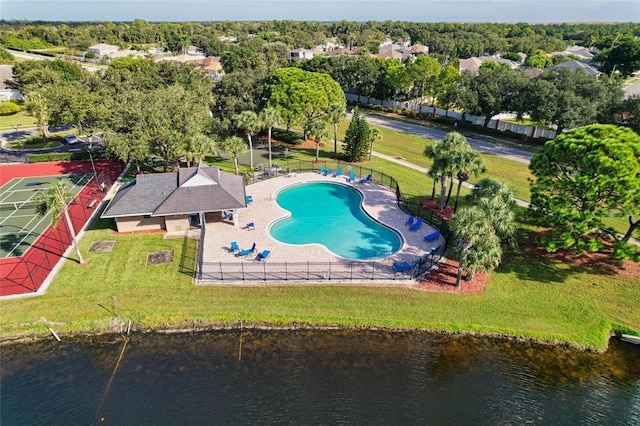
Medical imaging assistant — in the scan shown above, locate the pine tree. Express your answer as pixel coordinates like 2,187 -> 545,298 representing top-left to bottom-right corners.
343,107 -> 371,162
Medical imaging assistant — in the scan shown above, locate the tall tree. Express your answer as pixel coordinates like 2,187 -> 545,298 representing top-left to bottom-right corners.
469,178 -> 517,244
23,90 -> 51,139
34,179 -> 84,264
221,136 -> 248,175
182,133 -> 218,168
307,118 -> 328,162
452,148 -> 485,212
424,132 -> 469,209
448,206 -> 501,286
325,103 -> 346,157
529,124 -> 640,261
259,106 -> 282,168
368,128 -> 382,161
342,107 -> 371,162
235,110 -> 263,170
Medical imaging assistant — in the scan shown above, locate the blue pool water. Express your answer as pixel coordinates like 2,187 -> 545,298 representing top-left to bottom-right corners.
269,182 -> 402,260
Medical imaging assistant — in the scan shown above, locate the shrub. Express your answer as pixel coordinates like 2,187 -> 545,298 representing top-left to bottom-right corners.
0,101 -> 21,116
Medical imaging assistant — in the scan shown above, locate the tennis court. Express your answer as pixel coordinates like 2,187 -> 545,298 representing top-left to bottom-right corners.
0,174 -> 92,258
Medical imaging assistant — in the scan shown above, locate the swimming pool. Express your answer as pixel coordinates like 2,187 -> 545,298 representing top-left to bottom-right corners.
269,182 -> 402,260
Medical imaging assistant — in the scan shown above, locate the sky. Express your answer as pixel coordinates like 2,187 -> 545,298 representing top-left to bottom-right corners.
1,0 -> 639,23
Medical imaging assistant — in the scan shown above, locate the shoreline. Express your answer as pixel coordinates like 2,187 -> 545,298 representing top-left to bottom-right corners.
0,320 -> 621,353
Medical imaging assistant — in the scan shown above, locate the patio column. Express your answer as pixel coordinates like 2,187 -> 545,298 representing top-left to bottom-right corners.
233,209 -> 239,228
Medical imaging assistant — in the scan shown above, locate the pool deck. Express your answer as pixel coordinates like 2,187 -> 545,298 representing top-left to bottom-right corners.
200,172 -> 444,270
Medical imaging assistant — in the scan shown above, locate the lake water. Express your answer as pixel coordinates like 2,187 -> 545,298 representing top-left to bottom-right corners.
1,330 -> 639,425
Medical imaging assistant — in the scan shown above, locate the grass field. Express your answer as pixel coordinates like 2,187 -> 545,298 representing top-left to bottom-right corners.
1,118 -> 637,350
0,111 -> 36,130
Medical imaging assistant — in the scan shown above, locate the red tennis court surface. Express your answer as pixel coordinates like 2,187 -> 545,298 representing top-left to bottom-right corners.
0,159 -> 125,297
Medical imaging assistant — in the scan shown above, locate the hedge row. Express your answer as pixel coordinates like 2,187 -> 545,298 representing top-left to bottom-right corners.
28,151 -> 111,163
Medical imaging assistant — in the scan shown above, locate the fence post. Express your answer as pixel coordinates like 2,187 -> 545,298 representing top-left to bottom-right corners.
219,261 -> 223,280
241,262 -> 245,281
263,261 -> 267,281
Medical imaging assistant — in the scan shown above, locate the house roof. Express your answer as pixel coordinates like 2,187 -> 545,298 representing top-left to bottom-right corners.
459,57 -> 483,73
89,43 -> 119,51
102,164 -> 246,218
550,60 -> 601,76
155,54 -> 206,64
201,56 -> 223,70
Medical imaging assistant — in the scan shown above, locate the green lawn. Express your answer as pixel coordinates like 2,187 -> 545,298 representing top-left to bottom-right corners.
1,119 -> 638,351
1,212 -> 637,350
0,111 -> 36,130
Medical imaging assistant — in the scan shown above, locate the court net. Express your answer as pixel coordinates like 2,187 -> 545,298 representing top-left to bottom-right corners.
0,200 -> 42,212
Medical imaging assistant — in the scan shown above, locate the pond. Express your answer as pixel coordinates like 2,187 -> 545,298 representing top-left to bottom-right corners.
1,330 -> 639,425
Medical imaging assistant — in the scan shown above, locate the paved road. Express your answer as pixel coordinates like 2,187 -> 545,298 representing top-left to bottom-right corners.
0,128 -> 104,164
360,112 -> 534,164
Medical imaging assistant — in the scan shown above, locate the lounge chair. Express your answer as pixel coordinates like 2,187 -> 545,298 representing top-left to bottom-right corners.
256,250 -> 271,262
393,261 -> 412,275
333,167 -> 342,177
348,171 -> 355,182
358,174 -> 372,184
424,231 -> 441,242
324,168 -> 333,176
246,195 -> 253,204
230,241 -> 239,253
318,166 -> 325,175
223,211 -> 233,221
409,217 -> 424,231
247,222 -> 255,230
405,216 -> 415,226
238,242 -> 256,257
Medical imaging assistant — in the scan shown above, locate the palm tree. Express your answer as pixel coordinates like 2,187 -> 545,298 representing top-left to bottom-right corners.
325,103 -> 346,157
425,132 -> 473,210
469,178 -> 517,243
452,148 -> 485,212
34,179 -> 84,264
307,119 -> 328,162
259,107 -> 281,168
368,128 -> 383,161
182,133 -> 218,168
235,110 -> 263,170
221,136 -> 247,175
448,206 -> 495,287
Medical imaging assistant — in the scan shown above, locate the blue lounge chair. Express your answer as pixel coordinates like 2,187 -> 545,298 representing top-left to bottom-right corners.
257,250 -> 271,262
405,216 -> 415,226
348,171 -> 355,182
230,241 -> 239,253
409,217 -> 424,231
333,167 -> 342,177
246,195 -> 253,204
223,211 -> 233,221
359,174 -> 372,184
393,261 -> 412,275
424,231 -> 441,242
247,222 -> 255,230
238,242 -> 256,257
324,168 -> 333,176
318,166 -> 325,175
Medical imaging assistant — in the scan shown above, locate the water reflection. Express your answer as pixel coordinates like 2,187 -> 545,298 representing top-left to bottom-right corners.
2,330 -> 639,425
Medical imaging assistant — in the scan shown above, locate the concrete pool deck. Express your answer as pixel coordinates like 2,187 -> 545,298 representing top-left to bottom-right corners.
200,172 -> 444,273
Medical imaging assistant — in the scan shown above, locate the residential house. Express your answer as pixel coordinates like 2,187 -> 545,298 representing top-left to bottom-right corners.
290,48 -> 314,60
102,163 -> 247,233
550,45 -> 596,61
549,60 -> 601,76
155,54 -> 207,65
0,65 -> 23,102
200,56 -> 224,80
89,43 -> 120,57
186,45 -> 202,55
459,55 -> 520,74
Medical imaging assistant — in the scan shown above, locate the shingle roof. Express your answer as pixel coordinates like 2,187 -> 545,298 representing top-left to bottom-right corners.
102,164 -> 246,219
101,173 -> 176,218
550,60 -> 600,76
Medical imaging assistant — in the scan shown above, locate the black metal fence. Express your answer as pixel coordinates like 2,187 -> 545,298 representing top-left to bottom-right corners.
199,247 -> 445,283
197,160 -> 449,283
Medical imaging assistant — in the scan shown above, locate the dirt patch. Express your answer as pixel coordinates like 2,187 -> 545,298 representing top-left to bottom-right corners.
524,231 -> 640,277
88,240 -> 116,253
298,139 -> 321,150
146,250 -> 173,266
415,257 -> 489,294
419,198 -> 454,222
